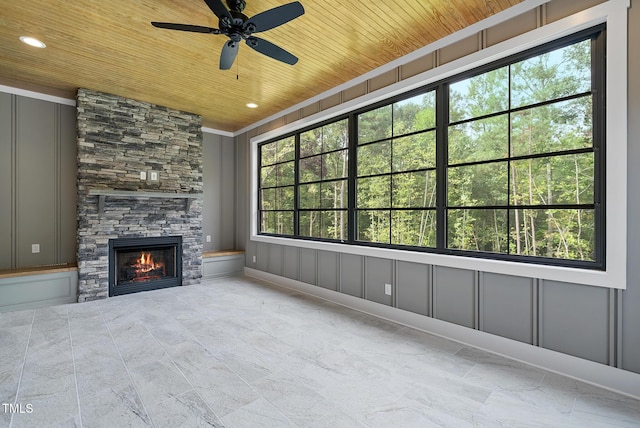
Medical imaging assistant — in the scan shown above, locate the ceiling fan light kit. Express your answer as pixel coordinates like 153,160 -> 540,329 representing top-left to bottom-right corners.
151,0 -> 304,70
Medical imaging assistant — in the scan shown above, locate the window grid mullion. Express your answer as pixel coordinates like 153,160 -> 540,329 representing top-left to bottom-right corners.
348,113 -> 357,242
437,83 -> 448,249
294,134 -> 300,237
507,62 -> 512,255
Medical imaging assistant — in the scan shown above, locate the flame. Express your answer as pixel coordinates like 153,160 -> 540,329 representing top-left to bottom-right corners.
131,251 -> 166,281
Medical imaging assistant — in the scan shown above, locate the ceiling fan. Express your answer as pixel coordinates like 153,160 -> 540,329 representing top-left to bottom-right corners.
151,0 -> 305,70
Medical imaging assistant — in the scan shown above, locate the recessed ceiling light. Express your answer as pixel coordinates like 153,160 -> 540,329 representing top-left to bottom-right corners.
246,103 -> 258,109
19,36 -> 46,48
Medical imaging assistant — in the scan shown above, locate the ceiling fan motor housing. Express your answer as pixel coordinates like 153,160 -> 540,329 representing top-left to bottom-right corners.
226,0 -> 246,12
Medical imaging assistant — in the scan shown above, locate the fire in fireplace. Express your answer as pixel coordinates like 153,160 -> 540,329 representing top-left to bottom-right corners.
118,250 -> 170,283
108,236 -> 182,296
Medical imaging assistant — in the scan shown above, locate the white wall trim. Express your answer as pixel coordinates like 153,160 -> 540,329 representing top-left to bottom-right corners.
249,0 -> 629,290
234,0 -> 550,137
0,85 -> 76,106
245,267 -> 640,400
0,85 -> 237,138
202,126 -> 234,137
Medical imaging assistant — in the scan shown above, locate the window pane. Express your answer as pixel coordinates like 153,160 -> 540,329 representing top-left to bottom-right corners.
323,119 -> 349,152
448,114 -> 509,165
300,155 -> 321,183
321,180 -> 348,209
358,105 -> 392,144
323,150 -> 348,180
321,210 -> 348,240
392,171 -> 437,208
277,161 -> 295,186
393,91 -> 436,135
357,176 -> 391,208
261,188 -> 275,211
300,128 -> 322,157
300,211 -> 348,240
299,211 -> 320,238
278,136 -> 295,162
510,153 -> 594,206
447,209 -> 508,253
261,211 -> 276,234
391,210 -> 436,247
509,209 -> 594,261
511,40 -> 591,108
357,210 -> 390,243
449,66 -> 508,122
262,211 -> 294,235
448,163 -> 508,207
299,183 -> 320,209
260,165 -> 276,188
261,142 -> 277,166
511,97 -> 592,157
357,141 -> 391,176
276,212 -> 294,235
392,132 -> 436,172
277,187 -> 295,210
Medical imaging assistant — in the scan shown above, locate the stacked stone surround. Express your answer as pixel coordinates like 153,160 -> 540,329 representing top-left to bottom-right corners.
76,88 -> 203,302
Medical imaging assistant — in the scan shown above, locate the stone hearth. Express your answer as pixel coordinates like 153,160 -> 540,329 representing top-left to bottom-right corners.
76,89 -> 203,302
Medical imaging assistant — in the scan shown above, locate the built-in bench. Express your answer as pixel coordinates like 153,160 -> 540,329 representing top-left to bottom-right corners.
202,250 -> 245,279
0,264 -> 78,313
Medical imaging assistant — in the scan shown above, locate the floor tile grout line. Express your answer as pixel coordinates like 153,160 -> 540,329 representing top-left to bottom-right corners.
99,304 -> 157,428
9,309 -> 35,428
66,306 -> 84,428
132,292 -> 234,425
158,285 -> 279,425
169,281 -> 301,427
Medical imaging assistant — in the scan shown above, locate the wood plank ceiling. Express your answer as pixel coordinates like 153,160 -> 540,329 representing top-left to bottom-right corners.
0,0 -> 524,132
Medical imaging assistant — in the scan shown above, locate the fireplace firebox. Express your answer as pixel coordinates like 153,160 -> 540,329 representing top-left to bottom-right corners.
108,236 -> 182,296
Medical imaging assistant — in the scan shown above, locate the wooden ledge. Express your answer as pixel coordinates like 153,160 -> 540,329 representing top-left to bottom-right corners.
0,264 -> 78,280
202,250 -> 245,258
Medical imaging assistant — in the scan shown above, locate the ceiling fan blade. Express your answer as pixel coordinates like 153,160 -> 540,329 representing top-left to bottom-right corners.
246,37 -> 298,65
245,2 -> 304,33
151,22 -> 219,34
220,40 -> 239,70
203,0 -> 233,21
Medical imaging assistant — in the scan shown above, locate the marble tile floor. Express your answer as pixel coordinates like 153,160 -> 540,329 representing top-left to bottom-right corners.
1,276 -> 639,428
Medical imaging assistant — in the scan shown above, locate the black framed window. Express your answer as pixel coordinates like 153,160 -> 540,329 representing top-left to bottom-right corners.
257,26 -> 604,269
446,36 -> 597,262
298,119 -> 349,240
259,136 -> 295,235
355,92 -> 437,247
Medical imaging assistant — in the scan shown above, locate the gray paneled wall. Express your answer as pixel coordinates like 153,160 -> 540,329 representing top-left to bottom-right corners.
540,280 -> 612,365
0,93 -> 76,270
202,132 -> 236,251
480,273 -> 534,345
0,93 -> 12,269
238,0 -> 639,375
433,267 -> 476,329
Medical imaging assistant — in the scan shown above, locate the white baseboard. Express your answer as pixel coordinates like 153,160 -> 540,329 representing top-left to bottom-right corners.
244,267 -> 640,400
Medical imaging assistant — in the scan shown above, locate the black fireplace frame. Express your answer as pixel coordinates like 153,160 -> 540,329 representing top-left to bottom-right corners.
108,236 -> 182,297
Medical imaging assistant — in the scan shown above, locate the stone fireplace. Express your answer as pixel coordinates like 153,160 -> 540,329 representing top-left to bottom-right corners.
76,89 -> 203,302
